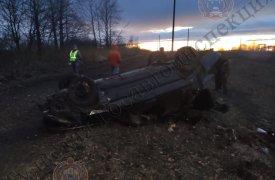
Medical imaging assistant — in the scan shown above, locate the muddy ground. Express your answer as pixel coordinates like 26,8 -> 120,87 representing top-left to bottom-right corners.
0,50 -> 275,179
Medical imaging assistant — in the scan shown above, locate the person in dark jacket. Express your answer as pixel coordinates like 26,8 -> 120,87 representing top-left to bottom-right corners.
214,56 -> 230,94
147,47 -> 168,65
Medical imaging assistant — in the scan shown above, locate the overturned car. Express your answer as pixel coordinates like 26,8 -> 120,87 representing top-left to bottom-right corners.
42,46 -> 229,129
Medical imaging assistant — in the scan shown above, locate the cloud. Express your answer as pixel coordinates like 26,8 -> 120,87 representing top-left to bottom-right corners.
147,26 -> 193,34
118,0 -> 275,42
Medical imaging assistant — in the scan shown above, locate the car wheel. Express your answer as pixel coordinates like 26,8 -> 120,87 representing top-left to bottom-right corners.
174,46 -> 200,78
68,76 -> 99,107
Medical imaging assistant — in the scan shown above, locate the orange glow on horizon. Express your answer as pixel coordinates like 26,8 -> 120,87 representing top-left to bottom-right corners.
138,34 -> 275,51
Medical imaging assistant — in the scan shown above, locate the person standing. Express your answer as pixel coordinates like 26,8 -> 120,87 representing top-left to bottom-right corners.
214,56 -> 230,94
147,47 -> 168,65
69,44 -> 82,76
108,45 -> 121,75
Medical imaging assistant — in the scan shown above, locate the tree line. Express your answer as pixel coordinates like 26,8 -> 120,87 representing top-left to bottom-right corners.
0,0 -> 122,55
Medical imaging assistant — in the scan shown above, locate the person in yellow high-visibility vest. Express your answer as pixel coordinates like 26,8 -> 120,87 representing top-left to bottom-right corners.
69,44 -> 82,75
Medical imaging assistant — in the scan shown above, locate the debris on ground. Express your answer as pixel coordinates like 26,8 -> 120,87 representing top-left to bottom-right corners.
168,123 -> 176,132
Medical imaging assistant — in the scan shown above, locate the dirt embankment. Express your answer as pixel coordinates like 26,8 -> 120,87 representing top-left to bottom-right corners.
0,51 -> 275,179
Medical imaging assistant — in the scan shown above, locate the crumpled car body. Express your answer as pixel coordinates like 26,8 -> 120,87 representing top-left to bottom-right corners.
42,47 -> 227,128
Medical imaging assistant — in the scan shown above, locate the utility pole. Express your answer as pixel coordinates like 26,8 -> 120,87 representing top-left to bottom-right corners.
239,39 -> 242,50
172,0 -> 176,52
159,35 -> 161,49
187,28 -> 190,46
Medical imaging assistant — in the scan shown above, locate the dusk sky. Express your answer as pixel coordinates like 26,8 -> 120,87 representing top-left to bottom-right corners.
117,0 -> 275,50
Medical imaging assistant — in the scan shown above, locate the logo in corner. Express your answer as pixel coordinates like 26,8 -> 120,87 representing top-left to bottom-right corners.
198,0 -> 234,19
53,158 -> 88,180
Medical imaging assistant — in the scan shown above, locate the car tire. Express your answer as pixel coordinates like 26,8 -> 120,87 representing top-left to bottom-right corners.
68,76 -> 99,107
174,46 -> 200,78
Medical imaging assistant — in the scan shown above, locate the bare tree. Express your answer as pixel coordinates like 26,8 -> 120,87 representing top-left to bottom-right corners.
96,1 -> 103,46
99,0 -> 121,47
28,0 -> 47,55
24,9 -> 35,51
0,0 -> 123,52
57,0 -> 73,47
55,0 -> 84,47
78,0 -> 122,47
128,35 -> 134,46
77,0 -> 103,46
58,0 -> 65,47
87,0 -> 98,45
45,0 -> 80,48
0,0 -> 25,51
47,0 -> 59,48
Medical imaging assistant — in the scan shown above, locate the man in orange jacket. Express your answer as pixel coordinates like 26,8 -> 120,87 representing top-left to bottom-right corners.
108,45 -> 121,75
